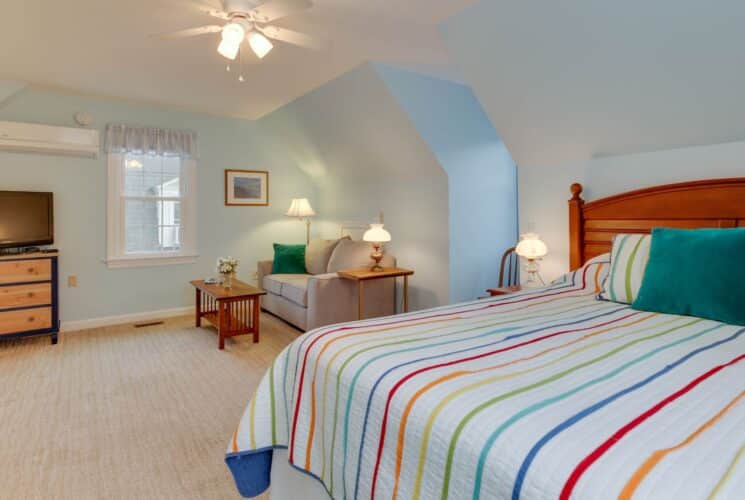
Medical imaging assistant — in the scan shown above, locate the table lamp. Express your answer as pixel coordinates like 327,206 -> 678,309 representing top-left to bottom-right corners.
515,233 -> 548,288
286,198 -> 315,244
363,223 -> 392,272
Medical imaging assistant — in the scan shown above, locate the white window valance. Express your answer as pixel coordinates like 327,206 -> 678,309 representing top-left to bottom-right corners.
104,124 -> 198,159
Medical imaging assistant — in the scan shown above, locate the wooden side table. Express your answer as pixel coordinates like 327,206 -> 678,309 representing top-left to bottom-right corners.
486,285 -> 522,296
190,279 -> 267,350
337,267 -> 414,320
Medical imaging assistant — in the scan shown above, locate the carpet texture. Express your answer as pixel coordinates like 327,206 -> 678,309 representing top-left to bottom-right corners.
0,314 -> 300,499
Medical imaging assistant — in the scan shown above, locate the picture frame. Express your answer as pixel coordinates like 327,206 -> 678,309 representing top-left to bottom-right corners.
225,169 -> 269,206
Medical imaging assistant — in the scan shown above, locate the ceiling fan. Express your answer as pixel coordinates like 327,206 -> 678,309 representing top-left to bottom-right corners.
158,0 -> 319,71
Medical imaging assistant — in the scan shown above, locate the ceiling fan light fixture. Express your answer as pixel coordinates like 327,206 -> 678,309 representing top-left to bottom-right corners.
248,31 -> 274,59
217,22 -> 246,60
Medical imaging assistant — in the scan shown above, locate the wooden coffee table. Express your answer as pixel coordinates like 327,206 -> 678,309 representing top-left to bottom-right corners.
190,279 -> 266,350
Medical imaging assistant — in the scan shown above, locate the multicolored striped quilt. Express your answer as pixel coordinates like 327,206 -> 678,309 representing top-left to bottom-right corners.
226,256 -> 745,499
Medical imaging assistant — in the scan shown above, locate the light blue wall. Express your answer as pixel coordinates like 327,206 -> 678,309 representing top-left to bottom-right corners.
519,141 -> 745,281
374,64 -> 517,302
0,62 -> 522,322
0,88 -> 318,323
258,64 -> 451,309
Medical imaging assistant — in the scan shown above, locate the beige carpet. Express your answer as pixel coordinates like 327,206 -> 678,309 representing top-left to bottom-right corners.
0,314 -> 301,499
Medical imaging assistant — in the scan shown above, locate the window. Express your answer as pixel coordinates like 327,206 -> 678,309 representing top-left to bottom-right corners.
107,152 -> 197,268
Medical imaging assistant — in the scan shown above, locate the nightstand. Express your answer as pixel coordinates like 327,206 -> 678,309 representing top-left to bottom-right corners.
337,267 -> 414,319
486,285 -> 522,296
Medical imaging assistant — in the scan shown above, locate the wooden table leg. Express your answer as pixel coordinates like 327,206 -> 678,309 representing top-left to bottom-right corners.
252,297 -> 260,343
195,288 -> 202,327
403,275 -> 409,313
358,280 -> 363,320
217,300 -> 225,350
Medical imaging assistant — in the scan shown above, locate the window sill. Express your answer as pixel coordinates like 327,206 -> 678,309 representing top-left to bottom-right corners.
104,253 -> 198,269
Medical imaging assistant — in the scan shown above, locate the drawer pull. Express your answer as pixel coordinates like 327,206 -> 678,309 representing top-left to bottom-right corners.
27,292 -> 35,298
27,268 -> 36,274
27,316 -> 35,322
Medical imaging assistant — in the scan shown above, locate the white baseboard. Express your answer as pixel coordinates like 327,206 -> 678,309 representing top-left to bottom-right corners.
61,306 -> 194,333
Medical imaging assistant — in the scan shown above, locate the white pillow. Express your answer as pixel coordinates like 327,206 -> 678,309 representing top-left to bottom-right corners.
600,233 -> 651,304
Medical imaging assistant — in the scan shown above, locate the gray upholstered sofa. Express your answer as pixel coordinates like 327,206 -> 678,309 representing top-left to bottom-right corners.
258,238 -> 395,331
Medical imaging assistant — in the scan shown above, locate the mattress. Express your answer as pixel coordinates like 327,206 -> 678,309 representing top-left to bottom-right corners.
226,256 -> 745,499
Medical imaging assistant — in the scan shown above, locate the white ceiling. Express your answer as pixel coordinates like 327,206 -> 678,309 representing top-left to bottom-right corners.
442,0 -> 745,165
0,0 -> 474,119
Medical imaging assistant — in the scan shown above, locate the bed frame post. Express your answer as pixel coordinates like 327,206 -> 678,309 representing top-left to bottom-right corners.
568,183 -> 585,271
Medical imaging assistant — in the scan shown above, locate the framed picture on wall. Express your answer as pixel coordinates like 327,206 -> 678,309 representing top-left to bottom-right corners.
225,170 -> 269,206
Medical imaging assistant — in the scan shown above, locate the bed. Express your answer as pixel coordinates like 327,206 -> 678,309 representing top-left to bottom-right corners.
226,178 -> 745,499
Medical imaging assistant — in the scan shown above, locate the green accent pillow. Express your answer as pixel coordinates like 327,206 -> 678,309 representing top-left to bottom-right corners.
272,244 -> 307,274
632,228 -> 745,326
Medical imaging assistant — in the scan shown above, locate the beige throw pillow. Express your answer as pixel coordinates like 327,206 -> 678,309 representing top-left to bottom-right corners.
326,239 -> 377,273
305,236 -> 349,275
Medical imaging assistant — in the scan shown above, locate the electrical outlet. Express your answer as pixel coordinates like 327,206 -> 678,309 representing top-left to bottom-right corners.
67,275 -> 78,287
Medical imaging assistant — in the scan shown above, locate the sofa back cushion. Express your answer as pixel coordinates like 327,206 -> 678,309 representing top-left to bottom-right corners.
327,239 -> 396,272
305,236 -> 349,275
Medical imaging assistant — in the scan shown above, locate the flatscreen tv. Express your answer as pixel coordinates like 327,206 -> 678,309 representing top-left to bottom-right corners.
0,191 -> 54,249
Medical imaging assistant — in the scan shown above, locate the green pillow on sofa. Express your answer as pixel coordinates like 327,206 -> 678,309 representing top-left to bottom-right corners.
272,244 -> 307,274
632,228 -> 745,326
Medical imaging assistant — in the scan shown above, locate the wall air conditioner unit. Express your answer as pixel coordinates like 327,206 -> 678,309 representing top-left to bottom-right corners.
0,120 -> 100,158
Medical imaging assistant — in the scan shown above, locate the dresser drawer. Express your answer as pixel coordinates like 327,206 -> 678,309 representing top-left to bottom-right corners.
0,307 -> 52,335
0,283 -> 52,309
0,259 -> 52,284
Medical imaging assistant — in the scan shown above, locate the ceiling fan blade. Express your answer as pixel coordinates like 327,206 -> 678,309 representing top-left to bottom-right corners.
152,25 -> 223,39
250,0 -> 313,23
260,25 -> 321,49
160,0 -> 228,19
205,8 -> 230,21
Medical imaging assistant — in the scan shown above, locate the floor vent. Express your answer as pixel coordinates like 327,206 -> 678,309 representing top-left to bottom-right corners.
134,321 -> 165,328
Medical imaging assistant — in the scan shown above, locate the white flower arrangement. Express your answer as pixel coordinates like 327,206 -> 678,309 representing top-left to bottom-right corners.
217,256 -> 239,275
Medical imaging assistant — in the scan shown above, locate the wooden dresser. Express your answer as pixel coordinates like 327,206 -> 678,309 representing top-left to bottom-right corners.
0,252 -> 59,344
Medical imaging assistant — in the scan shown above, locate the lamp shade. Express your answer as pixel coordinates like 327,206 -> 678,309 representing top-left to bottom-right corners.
217,22 -> 245,60
248,31 -> 273,59
286,198 -> 315,218
515,233 -> 548,259
363,223 -> 391,243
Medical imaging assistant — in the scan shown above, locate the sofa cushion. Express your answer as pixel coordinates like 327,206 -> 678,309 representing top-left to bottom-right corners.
327,239 -> 377,272
262,274 -> 310,307
305,237 -> 349,275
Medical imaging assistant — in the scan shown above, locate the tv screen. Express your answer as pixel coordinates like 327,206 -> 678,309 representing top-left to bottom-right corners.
0,191 -> 54,249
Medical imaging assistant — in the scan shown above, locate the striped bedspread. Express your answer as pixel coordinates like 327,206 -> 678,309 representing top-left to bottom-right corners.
226,256 -> 745,499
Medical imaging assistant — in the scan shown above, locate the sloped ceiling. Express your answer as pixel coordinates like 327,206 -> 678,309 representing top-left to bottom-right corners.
0,0 -> 473,120
441,0 -> 745,165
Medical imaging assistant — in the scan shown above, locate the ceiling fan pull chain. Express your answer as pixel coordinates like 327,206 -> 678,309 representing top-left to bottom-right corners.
238,46 -> 246,83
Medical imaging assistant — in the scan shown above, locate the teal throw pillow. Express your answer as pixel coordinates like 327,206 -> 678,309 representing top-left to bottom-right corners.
632,228 -> 745,326
272,244 -> 307,274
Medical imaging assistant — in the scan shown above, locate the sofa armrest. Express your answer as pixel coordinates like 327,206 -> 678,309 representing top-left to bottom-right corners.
257,260 -> 274,288
305,273 -> 396,331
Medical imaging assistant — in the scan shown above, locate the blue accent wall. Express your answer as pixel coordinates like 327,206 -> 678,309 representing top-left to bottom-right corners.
375,64 -> 518,302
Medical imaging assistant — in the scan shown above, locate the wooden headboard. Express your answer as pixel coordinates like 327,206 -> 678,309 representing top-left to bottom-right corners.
569,178 -> 745,270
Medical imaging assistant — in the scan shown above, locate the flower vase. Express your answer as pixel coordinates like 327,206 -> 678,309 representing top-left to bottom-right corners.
222,273 -> 234,289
